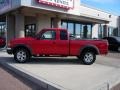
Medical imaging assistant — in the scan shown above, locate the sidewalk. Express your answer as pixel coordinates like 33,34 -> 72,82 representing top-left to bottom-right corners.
0,66 -> 32,90
0,51 -> 120,90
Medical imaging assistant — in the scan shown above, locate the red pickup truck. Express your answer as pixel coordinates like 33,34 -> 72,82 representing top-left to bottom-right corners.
7,28 -> 108,65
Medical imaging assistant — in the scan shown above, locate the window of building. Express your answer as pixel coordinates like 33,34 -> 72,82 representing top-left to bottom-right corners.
41,30 -> 56,40
61,20 -> 92,39
0,23 -> 6,39
60,30 -> 68,40
75,24 -> 81,38
108,26 -> 118,36
108,27 -> 114,36
61,22 -> 67,29
98,24 -> 104,38
81,25 -> 92,39
25,24 -> 36,37
68,23 -> 74,35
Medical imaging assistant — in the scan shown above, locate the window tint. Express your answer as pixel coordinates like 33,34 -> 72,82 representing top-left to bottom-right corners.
41,31 -> 56,40
60,31 -> 68,40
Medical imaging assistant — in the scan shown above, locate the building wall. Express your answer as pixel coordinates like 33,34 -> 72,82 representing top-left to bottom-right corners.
0,0 -> 119,41
21,0 -> 81,16
6,15 -> 15,42
36,15 -> 51,33
107,15 -> 118,27
0,0 -> 118,25
118,16 -> 120,36
15,14 -> 25,38
80,4 -> 111,21
25,16 -> 37,25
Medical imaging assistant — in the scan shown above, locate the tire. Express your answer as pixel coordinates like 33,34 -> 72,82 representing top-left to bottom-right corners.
14,48 -> 30,63
79,51 -> 96,65
77,56 -> 80,59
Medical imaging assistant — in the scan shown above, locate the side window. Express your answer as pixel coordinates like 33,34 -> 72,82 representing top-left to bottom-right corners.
41,31 -> 56,40
60,31 -> 68,40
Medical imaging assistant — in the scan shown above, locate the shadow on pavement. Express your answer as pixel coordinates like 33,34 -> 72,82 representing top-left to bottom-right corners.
0,56 -> 84,65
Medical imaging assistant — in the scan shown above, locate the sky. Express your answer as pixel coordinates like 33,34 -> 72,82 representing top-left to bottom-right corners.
81,0 -> 120,15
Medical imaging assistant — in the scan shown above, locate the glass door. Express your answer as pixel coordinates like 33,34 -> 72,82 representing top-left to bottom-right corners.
25,24 -> 36,37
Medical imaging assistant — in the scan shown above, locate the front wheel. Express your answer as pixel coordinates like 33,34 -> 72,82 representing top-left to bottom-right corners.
14,49 -> 30,63
79,51 -> 96,65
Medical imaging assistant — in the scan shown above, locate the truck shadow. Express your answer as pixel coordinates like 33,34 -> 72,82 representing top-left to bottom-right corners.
0,57 -> 84,65
29,57 -> 83,65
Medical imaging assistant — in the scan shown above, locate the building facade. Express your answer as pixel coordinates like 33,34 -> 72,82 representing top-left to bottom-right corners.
0,0 -> 119,45
118,16 -> 120,36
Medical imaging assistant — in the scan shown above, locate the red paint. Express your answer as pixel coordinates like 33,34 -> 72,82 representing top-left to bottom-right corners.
8,28 -> 108,56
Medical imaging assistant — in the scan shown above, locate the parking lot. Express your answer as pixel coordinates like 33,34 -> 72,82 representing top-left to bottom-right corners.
0,51 -> 120,90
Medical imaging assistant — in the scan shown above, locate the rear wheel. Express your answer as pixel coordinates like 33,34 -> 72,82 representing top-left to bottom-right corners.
78,51 -> 96,65
14,49 -> 30,63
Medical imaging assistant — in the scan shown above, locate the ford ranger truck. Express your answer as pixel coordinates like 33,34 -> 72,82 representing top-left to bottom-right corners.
7,28 -> 108,65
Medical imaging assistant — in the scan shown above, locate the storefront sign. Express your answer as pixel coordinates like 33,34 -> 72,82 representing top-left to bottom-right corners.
37,0 -> 74,9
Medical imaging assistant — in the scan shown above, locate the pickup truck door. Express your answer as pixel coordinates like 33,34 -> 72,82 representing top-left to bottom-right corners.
34,30 -> 57,55
54,30 -> 69,55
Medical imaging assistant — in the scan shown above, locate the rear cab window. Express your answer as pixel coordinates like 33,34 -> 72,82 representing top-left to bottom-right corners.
60,30 -> 68,40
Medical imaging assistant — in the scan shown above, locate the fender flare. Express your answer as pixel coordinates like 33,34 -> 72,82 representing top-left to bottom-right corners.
80,45 -> 100,55
12,44 -> 32,55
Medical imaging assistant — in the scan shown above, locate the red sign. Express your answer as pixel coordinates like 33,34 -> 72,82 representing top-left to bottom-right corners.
37,0 -> 74,9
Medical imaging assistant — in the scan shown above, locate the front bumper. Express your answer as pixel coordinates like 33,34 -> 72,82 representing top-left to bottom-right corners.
7,48 -> 13,54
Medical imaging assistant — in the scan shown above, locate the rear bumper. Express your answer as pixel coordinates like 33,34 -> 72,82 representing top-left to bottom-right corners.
7,48 -> 13,54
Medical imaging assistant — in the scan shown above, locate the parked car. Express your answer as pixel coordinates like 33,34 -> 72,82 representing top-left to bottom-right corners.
7,28 -> 108,65
103,36 -> 120,52
0,37 -> 6,48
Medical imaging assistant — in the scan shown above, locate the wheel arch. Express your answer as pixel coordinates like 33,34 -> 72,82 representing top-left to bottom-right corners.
80,45 -> 100,56
12,44 -> 32,55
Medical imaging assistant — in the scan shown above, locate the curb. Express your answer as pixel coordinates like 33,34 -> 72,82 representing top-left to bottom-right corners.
0,60 -> 65,90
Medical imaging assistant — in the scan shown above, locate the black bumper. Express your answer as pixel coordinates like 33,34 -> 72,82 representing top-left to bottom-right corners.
7,48 -> 13,54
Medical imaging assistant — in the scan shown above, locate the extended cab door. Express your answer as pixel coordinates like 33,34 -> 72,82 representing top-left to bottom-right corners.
54,30 -> 69,55
34,30 -> 57,55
